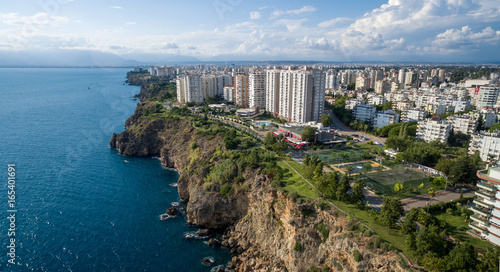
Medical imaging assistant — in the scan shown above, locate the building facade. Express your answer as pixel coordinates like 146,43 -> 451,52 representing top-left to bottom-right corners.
469,166 -> 500,246
249,70 -> 266,109
416,119 -> 451,143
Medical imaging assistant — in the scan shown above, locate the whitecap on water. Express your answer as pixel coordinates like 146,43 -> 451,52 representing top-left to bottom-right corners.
169,183 -> 178,187
171,202 -> 179,207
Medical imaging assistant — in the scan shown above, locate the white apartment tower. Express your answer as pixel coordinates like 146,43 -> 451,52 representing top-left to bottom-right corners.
416,119 -> 451,143
176,74 -> 202,103
249,70 -> 266,109
277,69 -> 326,123
265,69 -> 281,115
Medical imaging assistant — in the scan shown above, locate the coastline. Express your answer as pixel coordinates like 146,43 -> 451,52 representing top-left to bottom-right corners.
110,72 -> 407,271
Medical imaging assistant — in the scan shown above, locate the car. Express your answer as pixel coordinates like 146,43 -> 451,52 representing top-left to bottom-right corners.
352,134 -> 358,137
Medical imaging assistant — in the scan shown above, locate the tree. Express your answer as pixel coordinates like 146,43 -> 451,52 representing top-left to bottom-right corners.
264,132 -> 277,147
477,246 -> 500,272
351,179 -> 365,204
301,126 -> 317,142
345,165 -> 354,177
336,174 -> 351,202
414,224 -> 450,263
347,83 -> 355,90
362,162 -> 372,174
443,243 -> 478,272
381,197 -> 404,234
402,209 -> 418,235
321,114 -> 333,127
317,172 -> 339,199
394,182 -> 404,195
427,188 -> 437,212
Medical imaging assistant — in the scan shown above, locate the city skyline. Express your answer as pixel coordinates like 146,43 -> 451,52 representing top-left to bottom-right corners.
0,0 -> 499,65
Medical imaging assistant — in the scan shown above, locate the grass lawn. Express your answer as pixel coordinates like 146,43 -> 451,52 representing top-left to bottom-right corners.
331,200 -> 416,262
433,212 -> 493,252
276,159 -> 319,199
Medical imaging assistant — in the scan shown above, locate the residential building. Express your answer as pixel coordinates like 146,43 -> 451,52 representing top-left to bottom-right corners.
469,131 -> 500,161
368,95 -> 386,105
265,69 -> 280,114
353,104 -> 376,123
403,108 -> 428,122
176,74 -> 202,103
356,76 -> 371,91
346,99 -> 365,110
476,86 -> 500,109
375,80 -> 391,94
234,74 -> 249,108
416,119 -> 451,143
468,165 -> 500,246
447,115 -> 478,135
249,70 -> 266,109
223,85 -> 235,102
278,69 -> 326,123
373,110 -> 400,128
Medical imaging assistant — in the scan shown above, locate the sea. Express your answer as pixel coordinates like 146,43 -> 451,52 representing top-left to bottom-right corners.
0,68 -> 231,271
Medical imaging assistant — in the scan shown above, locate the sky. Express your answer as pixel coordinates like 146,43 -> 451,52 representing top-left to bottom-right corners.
0,0 -> 499,64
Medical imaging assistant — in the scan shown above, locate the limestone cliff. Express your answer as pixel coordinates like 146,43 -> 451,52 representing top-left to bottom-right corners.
110,88 -> 406,271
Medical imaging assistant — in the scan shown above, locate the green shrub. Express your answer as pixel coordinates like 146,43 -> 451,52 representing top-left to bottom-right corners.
294,241 -> 302,252
349,224 -> 358,231
314,223 -> 330,243
353,249 -> 363,262
373,236 -> 382,249
301,208 -> 314,216
363,229 -> 373,237
219,183 -> 233,197
389,244 -> 395,251
381,242 -> 389,250
190,142 -> 197,150
321,264 -> 332,272
446,207 -> 454,215
309,266 -> 320,272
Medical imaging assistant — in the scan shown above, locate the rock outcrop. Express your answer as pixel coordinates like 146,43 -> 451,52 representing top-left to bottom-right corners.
110,85 -> 406,271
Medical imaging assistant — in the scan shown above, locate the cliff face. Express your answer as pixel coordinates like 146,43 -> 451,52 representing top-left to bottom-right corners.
110,91 -> 405,271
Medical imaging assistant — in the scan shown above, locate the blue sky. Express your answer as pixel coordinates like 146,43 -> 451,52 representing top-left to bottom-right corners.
0,0 -> 499,62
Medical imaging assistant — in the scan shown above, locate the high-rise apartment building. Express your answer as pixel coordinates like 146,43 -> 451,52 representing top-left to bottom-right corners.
468,165 -> 500,246
249,70 -> 266,109
176,74 -> 202,103
265,69 -> 281,115
234,74 -> 249,108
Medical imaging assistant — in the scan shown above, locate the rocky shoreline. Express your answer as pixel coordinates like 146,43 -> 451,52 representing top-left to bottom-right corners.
110,79 -> 406,271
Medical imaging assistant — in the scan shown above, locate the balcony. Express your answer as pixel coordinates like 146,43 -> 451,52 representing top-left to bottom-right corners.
471,205 -> 491,217
478,181 -> 497,192
473,198 -> 493,209
469,222 -> 489,235
476,189 -> 496,201
471,214 -> 489,225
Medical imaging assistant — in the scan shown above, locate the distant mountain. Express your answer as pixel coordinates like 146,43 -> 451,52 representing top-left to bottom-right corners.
0,49 -> 199,67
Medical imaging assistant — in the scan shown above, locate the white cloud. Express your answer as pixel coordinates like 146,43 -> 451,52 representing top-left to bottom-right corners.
433,25 -> 500,48
109,6 -> 123,10
271,6 -> 316,19
318,17 -> 353,28
0,12 -> 68,26
250,11 -> 261,20
126,22 -> 136,25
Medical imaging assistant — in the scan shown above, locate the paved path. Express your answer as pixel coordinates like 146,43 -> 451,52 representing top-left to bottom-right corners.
402,189 -> 475,212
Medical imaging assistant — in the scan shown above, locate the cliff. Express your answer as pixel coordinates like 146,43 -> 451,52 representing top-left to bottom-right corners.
110,87 -> 406,271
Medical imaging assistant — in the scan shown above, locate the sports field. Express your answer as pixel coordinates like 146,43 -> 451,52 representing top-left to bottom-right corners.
362,165 -> 430,195
316,147 -> 374,164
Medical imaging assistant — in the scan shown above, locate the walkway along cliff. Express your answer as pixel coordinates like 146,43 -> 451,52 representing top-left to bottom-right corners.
109,79 -> 406,272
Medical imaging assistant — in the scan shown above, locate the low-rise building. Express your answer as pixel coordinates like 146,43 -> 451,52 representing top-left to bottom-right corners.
368,95 -> 386,105
373,110 -> 400,128
416,119 -> 451,143
447,115 -> 478,135
353,104 -> 376,123
403,108 -> 428,122
469,131 -> 500,161
345,99 -> 365,110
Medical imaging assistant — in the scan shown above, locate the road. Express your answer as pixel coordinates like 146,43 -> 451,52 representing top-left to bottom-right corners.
401,189 -> 475,212
328,111 -> 387,144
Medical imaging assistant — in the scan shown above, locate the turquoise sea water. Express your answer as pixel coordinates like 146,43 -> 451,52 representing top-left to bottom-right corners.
0,68 -> 230,271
